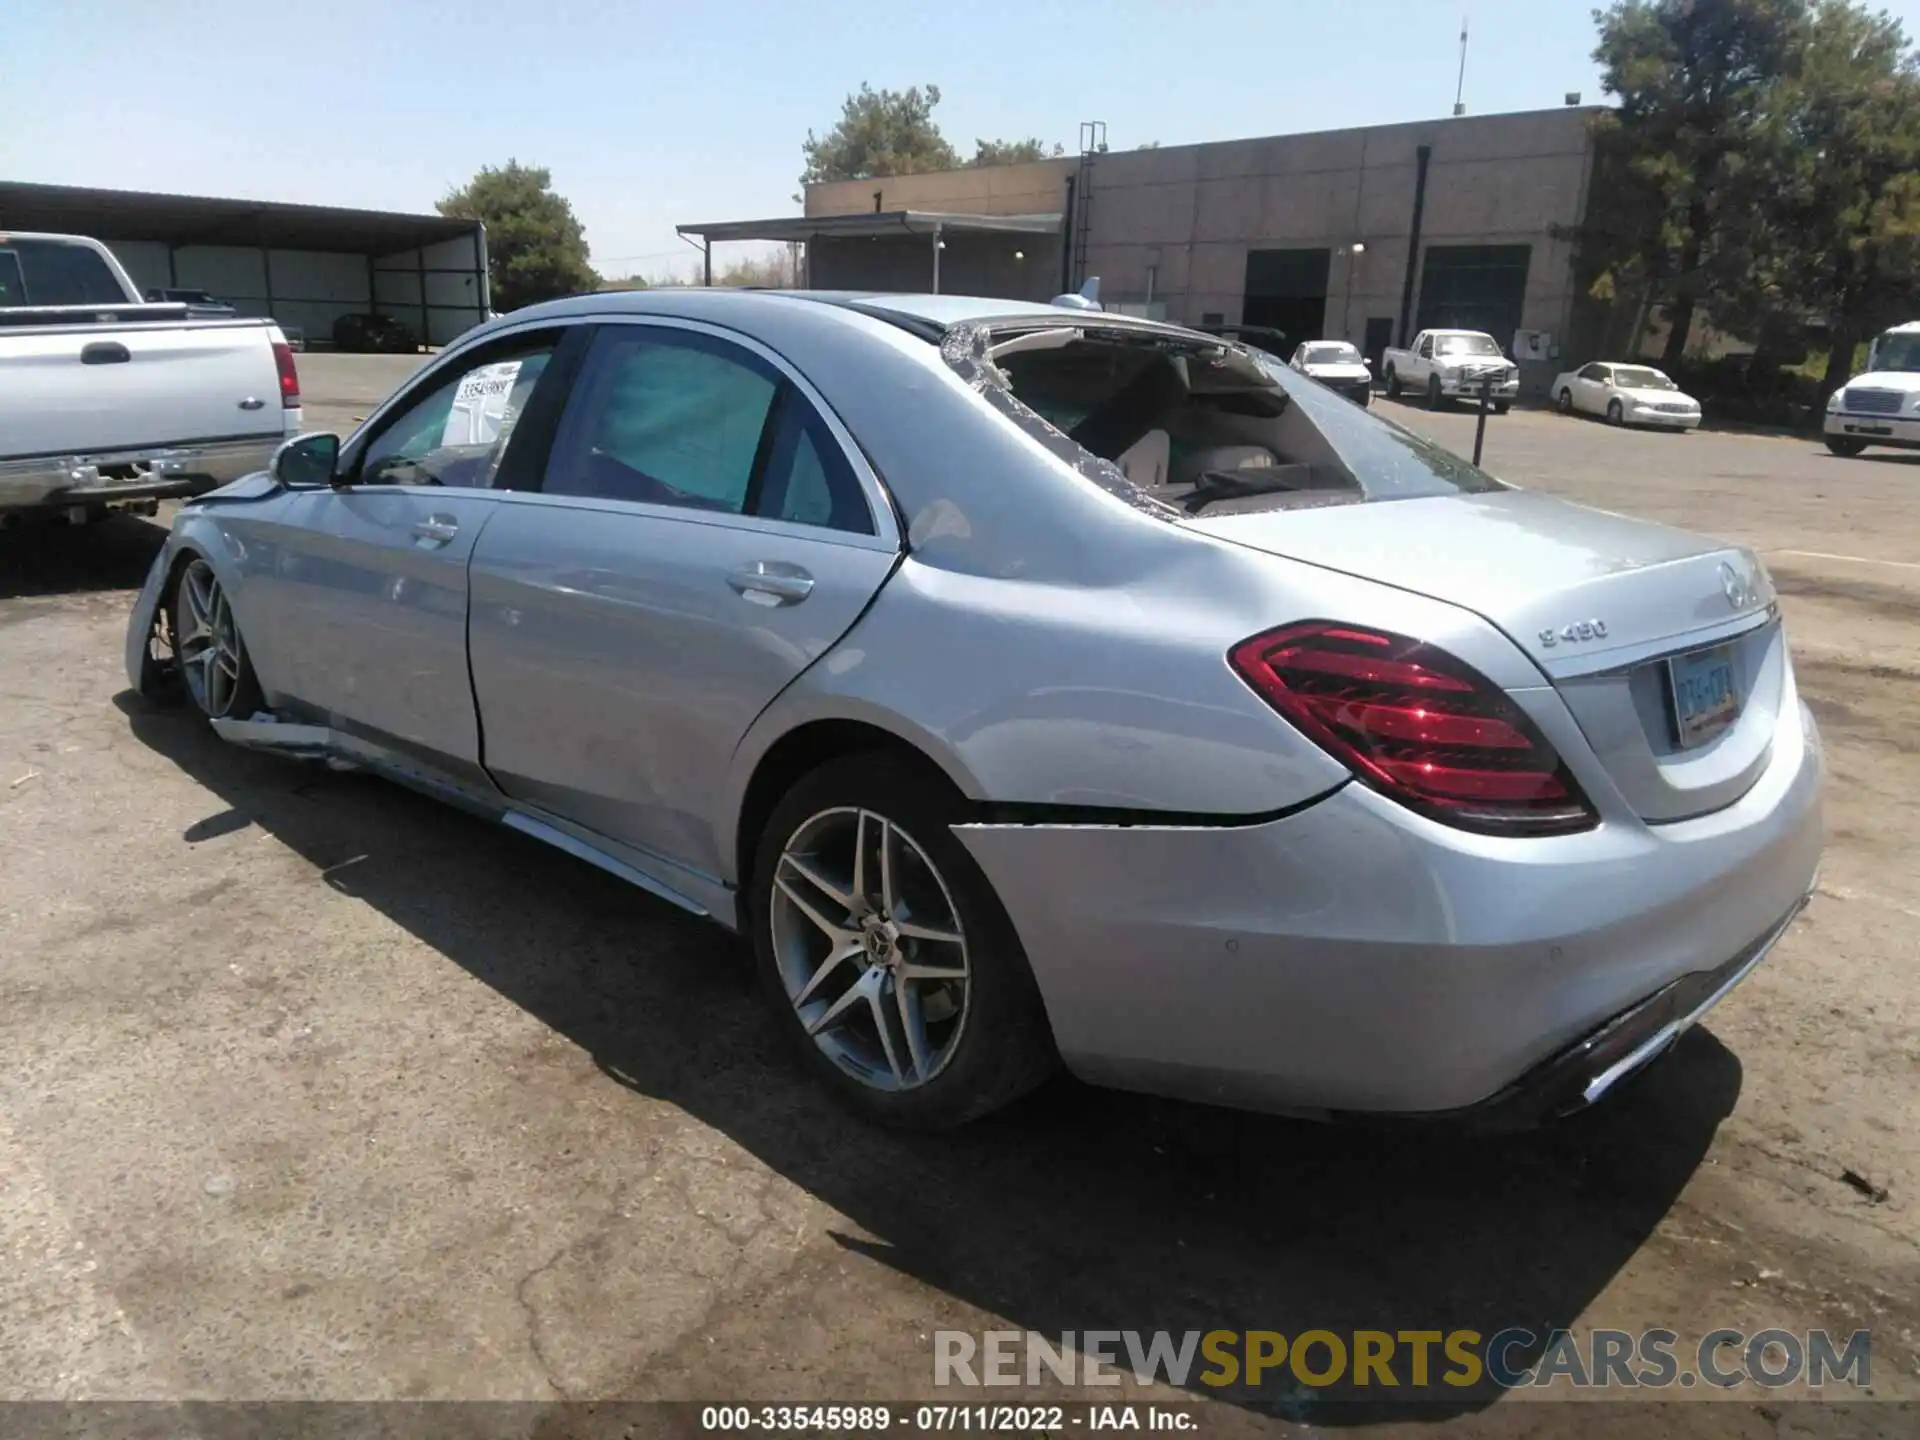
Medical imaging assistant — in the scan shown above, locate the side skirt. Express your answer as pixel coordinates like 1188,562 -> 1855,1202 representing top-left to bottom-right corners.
208,714 -> 731,925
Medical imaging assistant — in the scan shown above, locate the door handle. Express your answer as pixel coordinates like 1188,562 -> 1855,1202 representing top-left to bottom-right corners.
80,341 -> 131,365
410,515 -> 460,547
727,561 -> 814,606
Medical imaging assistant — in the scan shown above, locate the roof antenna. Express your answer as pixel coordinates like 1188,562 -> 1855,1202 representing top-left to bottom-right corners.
1453,11 -> 1469,115
1052,276 -> 1102,310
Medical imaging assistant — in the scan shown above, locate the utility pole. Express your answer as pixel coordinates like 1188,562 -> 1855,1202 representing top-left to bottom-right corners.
1453,13 -> 1469,116
1342,242 -> 1366,342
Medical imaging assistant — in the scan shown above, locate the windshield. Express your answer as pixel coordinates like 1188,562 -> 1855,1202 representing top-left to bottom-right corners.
1872,332 -> 1920,373
942,320 -> 1506,517
1611,366 -> 1676,390
1435,334 -> 1502,357
1304,343 -> 1361,364
0,239 -> 127,307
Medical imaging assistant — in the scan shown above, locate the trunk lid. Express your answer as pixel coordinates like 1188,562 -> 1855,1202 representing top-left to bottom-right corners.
1192,489 -> 1784,822
0,318 -> 285,459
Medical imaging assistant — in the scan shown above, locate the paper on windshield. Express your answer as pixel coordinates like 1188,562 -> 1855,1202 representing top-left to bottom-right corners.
441,360 -> 524,447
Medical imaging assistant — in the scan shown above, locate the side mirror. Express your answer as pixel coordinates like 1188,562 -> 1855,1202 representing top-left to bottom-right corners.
272,432 -> 340,488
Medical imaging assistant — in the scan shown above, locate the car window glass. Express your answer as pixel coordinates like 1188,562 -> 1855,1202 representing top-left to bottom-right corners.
1417,337 -> 1432,357
946,322 -> 1507,515
755,397 -> 874,535
0,239 -> 126,306
1875,332 -> 1920,372
1579,363 -> 1606,382
1612,366 -> 1675,390
546,329 -> 777,513
359,345 -> 554,488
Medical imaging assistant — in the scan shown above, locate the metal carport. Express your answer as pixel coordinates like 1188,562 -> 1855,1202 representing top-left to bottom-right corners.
676,210 -> 1063,300
0,180 -> 490,347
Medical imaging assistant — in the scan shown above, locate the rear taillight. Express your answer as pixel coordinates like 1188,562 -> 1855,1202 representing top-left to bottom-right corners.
1229,621 -> 1597,835
272,341 -> 300,408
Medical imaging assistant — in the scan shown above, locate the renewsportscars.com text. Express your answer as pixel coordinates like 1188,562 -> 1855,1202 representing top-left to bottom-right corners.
933,1328 -> 1872,1392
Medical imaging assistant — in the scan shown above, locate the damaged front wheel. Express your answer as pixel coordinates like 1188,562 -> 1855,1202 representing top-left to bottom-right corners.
171,558 -> 262,722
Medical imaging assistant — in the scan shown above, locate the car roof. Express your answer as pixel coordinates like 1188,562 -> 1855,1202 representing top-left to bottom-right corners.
788,291 -> 1076,325
505,286 -> 1222,337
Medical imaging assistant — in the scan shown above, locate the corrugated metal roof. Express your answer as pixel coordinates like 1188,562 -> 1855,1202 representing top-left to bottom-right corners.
0,180 -> 478,254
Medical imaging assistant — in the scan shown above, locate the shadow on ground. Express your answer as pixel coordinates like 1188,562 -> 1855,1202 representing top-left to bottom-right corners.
121,697 -> 1743,1423
0,513 -> 165,600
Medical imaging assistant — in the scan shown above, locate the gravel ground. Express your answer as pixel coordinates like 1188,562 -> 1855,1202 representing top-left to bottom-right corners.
1,365 -> 1915,1434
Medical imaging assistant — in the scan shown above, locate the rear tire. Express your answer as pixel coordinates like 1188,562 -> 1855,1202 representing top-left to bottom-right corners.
1557,388 -> 1575,415
1384,365 -> 1401,399
749,754 -> 1056,1129
1824,437 -> 1868,457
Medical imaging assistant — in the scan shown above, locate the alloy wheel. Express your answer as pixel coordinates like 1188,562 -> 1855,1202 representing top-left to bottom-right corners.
176,559 -> 247,719
769,806 -> 971,1092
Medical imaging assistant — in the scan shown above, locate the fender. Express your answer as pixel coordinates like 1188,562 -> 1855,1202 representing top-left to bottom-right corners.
124,501 -> 268,697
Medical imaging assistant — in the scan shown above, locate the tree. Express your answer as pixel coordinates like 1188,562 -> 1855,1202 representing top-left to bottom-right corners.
1723,0 -> 1920,398
715,251 -> 800,288
967,137 -> 1064,166
800,84 -> 959,184
641,250 -> 799,289
438,160 -> 598,313
1591,0 -> 1808,363
1561,112 -> 1674,357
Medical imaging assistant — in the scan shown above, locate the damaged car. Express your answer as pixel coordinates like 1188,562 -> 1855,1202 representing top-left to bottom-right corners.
127,289 -> 1823,1130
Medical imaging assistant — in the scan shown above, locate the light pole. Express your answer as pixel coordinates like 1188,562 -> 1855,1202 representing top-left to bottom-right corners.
1341,241 -> 1366,342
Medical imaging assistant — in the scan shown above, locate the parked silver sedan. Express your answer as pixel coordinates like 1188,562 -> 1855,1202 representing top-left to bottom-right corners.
125,290 -> 1823,1130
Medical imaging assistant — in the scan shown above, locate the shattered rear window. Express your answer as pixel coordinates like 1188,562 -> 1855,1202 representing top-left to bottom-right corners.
939,319 -> 1507,519
939,323 -> 1182,521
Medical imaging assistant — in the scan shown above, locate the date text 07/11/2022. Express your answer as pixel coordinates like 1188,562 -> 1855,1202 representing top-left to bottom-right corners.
700,1405 -> 1194,1432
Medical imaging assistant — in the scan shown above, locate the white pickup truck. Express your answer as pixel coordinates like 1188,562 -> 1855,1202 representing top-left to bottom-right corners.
1823,320 -> 1920,457
1380,328 -> 1519,412
0,232 -> 301,524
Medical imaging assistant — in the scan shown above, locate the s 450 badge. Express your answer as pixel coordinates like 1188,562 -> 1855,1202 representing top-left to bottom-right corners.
1540,620 -> 1608,648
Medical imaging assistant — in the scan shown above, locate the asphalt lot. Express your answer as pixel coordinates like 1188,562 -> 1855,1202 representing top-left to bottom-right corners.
2,362 -> 1917,1431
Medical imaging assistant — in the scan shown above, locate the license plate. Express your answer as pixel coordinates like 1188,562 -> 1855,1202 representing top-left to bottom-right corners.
1667,644 -> 1740,748
1847,424 -> 1892,436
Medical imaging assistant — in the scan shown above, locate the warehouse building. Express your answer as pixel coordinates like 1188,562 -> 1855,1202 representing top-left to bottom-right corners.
0,180 -> 489,347
683,104 -> 1604,395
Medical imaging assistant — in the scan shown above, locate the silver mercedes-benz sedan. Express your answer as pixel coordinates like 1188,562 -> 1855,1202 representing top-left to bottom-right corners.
125,289 -> 1823,1130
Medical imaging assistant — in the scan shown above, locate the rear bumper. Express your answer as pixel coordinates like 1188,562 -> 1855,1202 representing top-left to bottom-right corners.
1825,411 -> 1920,447
0,429 -> 291,513
1417,893 -> 1806,1129
955,696 -> 1823,1118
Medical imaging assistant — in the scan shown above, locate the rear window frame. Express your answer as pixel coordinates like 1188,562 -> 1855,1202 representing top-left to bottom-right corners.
933,314 -> 1511,518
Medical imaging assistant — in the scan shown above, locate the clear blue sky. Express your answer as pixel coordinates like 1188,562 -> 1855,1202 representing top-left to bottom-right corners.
5,0 -> 1918,281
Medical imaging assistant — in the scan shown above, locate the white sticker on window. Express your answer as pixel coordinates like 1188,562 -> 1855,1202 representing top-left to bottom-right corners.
442,360 -> 524,447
